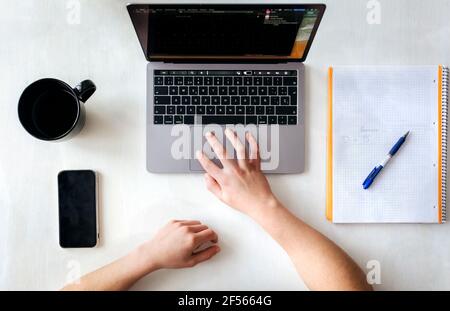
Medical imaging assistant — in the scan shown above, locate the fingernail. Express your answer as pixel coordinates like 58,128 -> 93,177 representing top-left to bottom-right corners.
196,150 -> 202,159
205,131 -> 212,137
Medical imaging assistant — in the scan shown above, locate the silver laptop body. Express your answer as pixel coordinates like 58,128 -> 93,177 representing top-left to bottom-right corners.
127,3 -> 326,173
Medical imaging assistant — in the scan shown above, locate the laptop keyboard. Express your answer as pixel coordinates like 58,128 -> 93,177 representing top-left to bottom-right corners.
153,70 -> 298,125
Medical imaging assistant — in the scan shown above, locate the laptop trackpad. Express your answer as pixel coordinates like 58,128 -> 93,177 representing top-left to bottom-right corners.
189,126 -> 257,172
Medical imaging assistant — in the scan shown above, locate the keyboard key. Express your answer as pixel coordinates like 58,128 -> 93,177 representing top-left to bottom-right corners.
244,77 -> 252,85
283,77 -> 297,86
266,106 -> 275,115
236,106 -> 245,114
154,86 -> 168,95
176,106 -> 185,115
167,106 -> 175,114
256,106 -> 265,115
226,106 -> 235,114
169,86 -> 178,95
201,96 -> 210,105
278,115 -> 287,124
288,86 -> 297,96
174,115 -> 183,124
204,77 -> 213,85
249,87 -> 258,95
273,77 -> 283,86
181,96 -> 190,105
211,96 -> 220,105
196,106 -> 205,114
188,87 -> 198,95
280,96 -> 290,105
154,115 -> 163,124
229,87 -> 238,95
246,116 -> 257,124
251,96 -> 260,105
175,77 -> 183,85
269,87 -> 277,95
219,87 -> 228,95
288,116 -> 297,125
246,106 -> 255,114
187,106 -> 195,114
241,96 -> 250,105
172,96 -> 181,105
188,96 -> 198,105
258,87 -> 267,95
254,77 -> 262,85
194,77 -> 203,85
224,77 -> 233,85
270,97 -> 280,105
184,77 -> 193,85
276,106 -> 297,115
202,116 -> 245,124
213,77 -> 223,85
268,116 -> 277,124
206,106 -> 215,114
221,96 -> 230,105
290,95 -> 297,106
258,116 -> 267,124
239,87 -> 247,95
279,87 -> 288,95
216,106 -> 225,114
164,77 -> 173,85
231,96 -> 240,105
199,86 -> 208,95
164,115 -> 173,124
184,116 -> 195,124
209,86 -> 218,95
154,76 -> 163,85
154,106 -> 165,114
234,77 -> 243,85
179,86 -> 188,95
261,96 -> 270,105
264,77 -> 273,85
154,96 -> 170,104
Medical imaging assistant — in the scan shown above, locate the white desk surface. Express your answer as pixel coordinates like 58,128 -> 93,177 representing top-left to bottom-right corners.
1,0 -> 449,291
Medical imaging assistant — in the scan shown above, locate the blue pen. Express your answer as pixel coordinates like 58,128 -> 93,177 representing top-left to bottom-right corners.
362,131 -> 410,190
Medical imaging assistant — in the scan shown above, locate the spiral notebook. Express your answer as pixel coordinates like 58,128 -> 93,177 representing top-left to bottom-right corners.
327,66 -> 448,223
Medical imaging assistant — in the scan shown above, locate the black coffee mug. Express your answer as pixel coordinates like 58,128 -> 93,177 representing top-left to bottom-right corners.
18,78 -> 96,141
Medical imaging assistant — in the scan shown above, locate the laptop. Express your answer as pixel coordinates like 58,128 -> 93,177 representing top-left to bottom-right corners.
127,3 -> 326,173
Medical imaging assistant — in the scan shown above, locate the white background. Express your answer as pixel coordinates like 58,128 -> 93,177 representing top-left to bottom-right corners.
0,0 -> 449,290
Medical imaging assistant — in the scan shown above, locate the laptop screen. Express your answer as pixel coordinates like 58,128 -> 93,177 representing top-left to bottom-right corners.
127,4 -> 325,62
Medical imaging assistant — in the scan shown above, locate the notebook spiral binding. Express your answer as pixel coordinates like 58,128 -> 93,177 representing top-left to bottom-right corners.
442,66 -> 448,223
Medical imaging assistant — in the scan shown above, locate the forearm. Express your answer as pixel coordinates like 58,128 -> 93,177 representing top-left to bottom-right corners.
61,247 -> 157,291
250,199 -> 372,291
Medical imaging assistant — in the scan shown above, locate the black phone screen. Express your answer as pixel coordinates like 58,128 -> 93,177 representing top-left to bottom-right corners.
58,170 -> 97,248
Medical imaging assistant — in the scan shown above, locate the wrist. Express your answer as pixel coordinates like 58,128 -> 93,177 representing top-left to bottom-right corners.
248,194 -> 283,222
125,243 -> 160,278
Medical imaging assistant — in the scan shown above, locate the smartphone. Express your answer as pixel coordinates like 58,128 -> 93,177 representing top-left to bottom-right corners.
58,170 -> 98,248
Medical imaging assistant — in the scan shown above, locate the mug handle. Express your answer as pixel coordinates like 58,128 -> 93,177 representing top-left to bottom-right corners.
74,80 -> 96,103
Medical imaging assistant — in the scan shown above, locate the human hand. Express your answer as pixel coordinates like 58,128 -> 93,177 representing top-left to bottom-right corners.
196,129 -> 279,218
136,220 -> 220,272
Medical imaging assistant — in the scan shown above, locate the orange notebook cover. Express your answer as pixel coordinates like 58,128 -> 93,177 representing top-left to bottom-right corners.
327,66 -> 448,223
